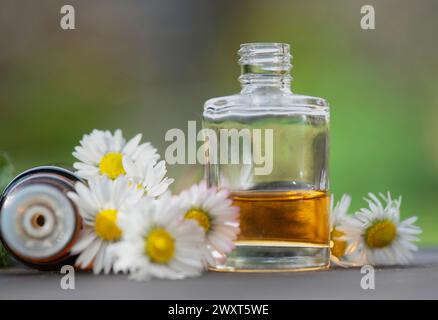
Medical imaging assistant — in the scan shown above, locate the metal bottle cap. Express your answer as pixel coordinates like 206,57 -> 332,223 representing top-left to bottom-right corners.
0,166 -> 81,268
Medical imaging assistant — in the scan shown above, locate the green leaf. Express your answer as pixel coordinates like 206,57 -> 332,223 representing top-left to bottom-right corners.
0,152 -> 14,194
0,245 -> 9,267
0,152 -> 13,267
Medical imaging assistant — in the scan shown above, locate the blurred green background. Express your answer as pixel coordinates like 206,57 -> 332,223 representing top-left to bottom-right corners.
1,0 -> 437,244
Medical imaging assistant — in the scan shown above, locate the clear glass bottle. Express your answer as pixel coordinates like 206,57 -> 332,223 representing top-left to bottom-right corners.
203,43 -> 330,271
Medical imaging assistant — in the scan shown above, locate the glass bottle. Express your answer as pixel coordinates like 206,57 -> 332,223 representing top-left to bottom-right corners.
203,43 -> 330,271
0,166 -> 82,270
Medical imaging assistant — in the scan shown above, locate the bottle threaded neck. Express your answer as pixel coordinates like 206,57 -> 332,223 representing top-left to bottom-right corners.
238,43 -> 292,92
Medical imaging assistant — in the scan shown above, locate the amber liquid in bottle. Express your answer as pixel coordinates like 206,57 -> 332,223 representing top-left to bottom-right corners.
231,190 -> 329,247
203,43 -> 330,271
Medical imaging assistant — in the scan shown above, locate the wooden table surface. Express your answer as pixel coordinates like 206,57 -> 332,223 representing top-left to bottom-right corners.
0,249 -> 437,299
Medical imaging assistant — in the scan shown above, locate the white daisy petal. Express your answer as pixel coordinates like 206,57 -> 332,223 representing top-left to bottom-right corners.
72,129 -> 161,183
329,194 -> 355,265
113,129 -> 125,152
111,196 -> 204,281
92,242 -> 107,274
123,153 -> 173,199
71,230 -> 97,254
123,133 -> 142,156
175,181 -> 240,266
342,192 -> 422,266
68,175 -> 143,274
76,239 -> 102,268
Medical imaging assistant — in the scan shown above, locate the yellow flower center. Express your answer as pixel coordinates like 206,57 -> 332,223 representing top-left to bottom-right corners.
330,228 -> 347,258
99,152 -> 126,179
94,209 -> 122,241
184,208 -> 210,232
145,228 -> 175,264
365,220 -> 397,248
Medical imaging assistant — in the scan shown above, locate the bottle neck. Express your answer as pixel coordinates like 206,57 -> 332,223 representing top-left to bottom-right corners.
239,73 -> 292,94
238,43 -> 293,94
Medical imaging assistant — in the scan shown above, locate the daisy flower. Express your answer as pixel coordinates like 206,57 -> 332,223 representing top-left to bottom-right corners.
330,194 -> 358,267
341,192 -> 422,266
73,129 -> 159,181
330,194 -> 352,256
112,194 -> 204,280
67,176 -> 143,274
123,150 -> 174,198
177,181 -> 240,266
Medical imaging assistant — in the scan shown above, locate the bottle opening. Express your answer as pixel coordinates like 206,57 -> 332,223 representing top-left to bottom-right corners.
32,213 -> 46,228
238,43 -> 292,92
238,43 -> 292,75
